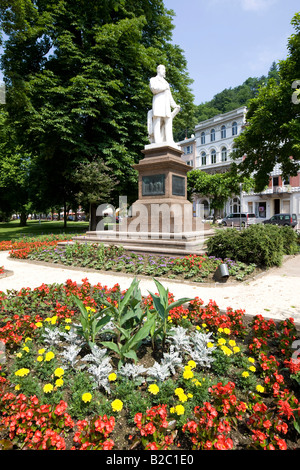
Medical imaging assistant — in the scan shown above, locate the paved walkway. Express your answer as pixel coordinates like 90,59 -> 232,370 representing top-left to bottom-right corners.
0,250 -> 300,324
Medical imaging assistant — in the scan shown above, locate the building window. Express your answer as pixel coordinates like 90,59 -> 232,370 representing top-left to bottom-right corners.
201,132 -> 205,144
201,152 -> 207,166
221,125 -> 226,139
230,197 -> 240,214
273,176 -> 279,187
211,149 -> 216,164
232,122 -> 238,136
196,156 -> 200,167
184,145 -> 193,155
210,128 -> 215,142
221,147 -> 227,162
186,160 -> 193,167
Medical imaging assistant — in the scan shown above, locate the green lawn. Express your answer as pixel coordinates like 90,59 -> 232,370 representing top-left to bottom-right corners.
0,220 -> 89,241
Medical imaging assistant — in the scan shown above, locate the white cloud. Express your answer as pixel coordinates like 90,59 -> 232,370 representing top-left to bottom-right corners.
207,0 -> 278,12
241,0 -> 278,11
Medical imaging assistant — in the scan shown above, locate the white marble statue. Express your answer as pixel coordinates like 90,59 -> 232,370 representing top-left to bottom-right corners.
148,65 -> 180,145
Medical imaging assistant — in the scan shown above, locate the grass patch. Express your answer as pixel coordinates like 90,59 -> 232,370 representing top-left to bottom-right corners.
0,220 -> 89,242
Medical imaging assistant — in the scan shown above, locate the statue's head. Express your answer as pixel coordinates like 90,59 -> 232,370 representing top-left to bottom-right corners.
157,64 -> 166,77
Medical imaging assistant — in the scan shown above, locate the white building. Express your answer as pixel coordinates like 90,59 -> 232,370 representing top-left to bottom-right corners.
194,107 -> 246,176
178,106 -> 300,225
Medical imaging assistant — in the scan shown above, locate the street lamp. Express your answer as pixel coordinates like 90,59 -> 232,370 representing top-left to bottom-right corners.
239,182 -> 243,230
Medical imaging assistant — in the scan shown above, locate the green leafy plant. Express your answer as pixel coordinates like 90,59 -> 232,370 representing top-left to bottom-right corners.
148,278 -> 193,350
99,278 -> 155,367
72,296 -> 111,347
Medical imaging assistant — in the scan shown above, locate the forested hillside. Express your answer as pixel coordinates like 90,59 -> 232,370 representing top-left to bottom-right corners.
195,62 -> 280,123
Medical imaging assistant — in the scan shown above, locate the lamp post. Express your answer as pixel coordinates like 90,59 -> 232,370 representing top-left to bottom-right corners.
239,182 -> 243,230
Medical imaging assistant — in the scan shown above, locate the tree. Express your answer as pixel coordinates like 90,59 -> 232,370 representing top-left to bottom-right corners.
187,168 -> 254,219
231,13 -> 300,192
0,0 -> 195,223
194,64 -> 279,123
72,158 -> 116,230
0,108 -> 34,225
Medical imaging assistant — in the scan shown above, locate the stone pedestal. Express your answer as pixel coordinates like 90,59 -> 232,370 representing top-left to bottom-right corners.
130,144 -> 194,234
72,143 -> 209,255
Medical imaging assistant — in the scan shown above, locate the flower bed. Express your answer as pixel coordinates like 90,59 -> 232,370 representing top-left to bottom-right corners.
0,266 -> 4,275
25,241 -> 258,282
0,234 -> 73,259
0,277 -> 299,450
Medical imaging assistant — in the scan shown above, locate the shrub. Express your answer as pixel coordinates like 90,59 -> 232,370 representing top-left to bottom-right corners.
207,224 -> 296,267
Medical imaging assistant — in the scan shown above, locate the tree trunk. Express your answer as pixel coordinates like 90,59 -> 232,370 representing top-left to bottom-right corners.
63,201 -> 67,229
19,211 -> 27,226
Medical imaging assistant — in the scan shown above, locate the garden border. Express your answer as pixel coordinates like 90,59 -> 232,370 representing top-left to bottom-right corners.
0,269 -> 14,280
5,252 -> 299,288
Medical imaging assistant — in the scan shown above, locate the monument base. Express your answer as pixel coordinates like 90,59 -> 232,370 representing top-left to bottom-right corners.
71,226 -> 214,256
72,144 -> 210,256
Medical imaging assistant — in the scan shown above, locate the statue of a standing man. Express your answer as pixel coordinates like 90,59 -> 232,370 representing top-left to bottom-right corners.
148,65 -> 180,145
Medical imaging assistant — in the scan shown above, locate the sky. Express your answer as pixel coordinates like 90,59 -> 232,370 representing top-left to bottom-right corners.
163,0 -> 300,104
0,0 -> 299,105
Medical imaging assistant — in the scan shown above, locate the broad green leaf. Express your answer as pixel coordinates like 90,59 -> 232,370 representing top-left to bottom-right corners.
100,341 -> 120,354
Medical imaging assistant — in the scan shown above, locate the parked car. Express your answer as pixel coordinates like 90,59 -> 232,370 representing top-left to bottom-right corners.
202,215 -> 223,224
262,213 -> 297,228
220,213 -> 257,227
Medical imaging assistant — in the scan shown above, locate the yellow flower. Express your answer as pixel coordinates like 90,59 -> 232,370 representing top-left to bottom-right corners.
178,393 -> 188,403
188,360 -> 196,369
45,351 -> 55,361
207,342 -> 214,348
108,373 -> 117,382
221,345 -> 232,356
233,346 -> 240,353
15,384 -> 20,391
35,322 -> 43,328
22,346 -> 30,353
55,378 -> 64,387
25,337 -> 32,343
16,352 -> 22,358
37,356 -> 43,362
249,366 -> 256,372
224,328 -> 231,335
187,393 -> 193,398
82,392 -> 92,403
54,367 -> 64,378
183,368 -> 194,380
175,405 -> 185,415
229,340 -> 236,347
45,317 -> 52,323
218,338 -> 226,345
38,349 -> 45,354
15,368 -> 30,377
65,318 -> 72,323
43,383 -> 53,394
175,388 -> 184,396
148,384 -> 160,395
51,316 -> 57,325
256,385 -> 265,393
65,326 -> 70,330
248,357 -> 255,363
111,399 -> 123,412
242,371 -> 249,378
202,323 -> 207,328
218,327 -> 224,333
196,325 -> 201,330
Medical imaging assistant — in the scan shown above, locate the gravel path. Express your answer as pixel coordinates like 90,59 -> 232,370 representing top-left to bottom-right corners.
0,250 -> 299,323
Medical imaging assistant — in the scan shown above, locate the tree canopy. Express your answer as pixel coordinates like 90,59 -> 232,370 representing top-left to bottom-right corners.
231,13 -> 300,192
0,0 -> 195,222
187,168 -> 254,216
